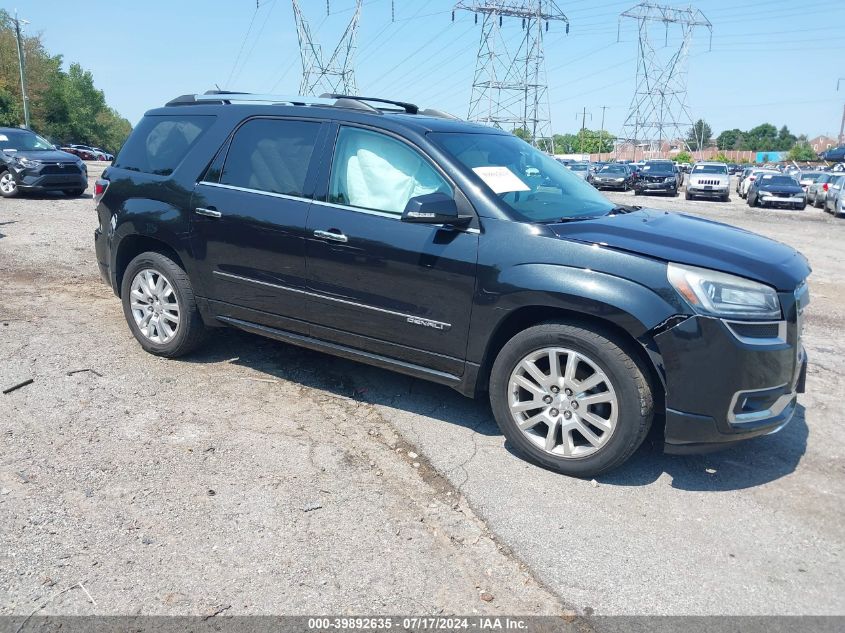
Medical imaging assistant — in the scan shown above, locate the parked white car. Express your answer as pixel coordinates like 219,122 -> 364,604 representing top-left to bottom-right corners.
740,169 -> 779,199
685,162 -> 731,201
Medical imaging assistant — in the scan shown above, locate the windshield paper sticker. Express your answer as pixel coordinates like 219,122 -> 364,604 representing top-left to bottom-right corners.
0,135 -> 7,141
472,166 -> 530,194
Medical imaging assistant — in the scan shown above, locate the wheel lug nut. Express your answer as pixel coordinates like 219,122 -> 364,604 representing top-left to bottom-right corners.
550,408 -> 559,417
564,388 -> 573,396
543,395 -> 553,404
551,386 -> 559,393
571,401 -> 579,409
563,411 -> 572,419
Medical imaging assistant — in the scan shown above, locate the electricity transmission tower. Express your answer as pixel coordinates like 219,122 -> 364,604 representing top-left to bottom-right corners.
453,1 -> 569,153
291,0 -> 362,95
618,3 -> 711,159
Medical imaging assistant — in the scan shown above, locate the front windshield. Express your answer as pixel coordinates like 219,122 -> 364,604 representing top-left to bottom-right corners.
761,175 -> 798,186
600,165 -> 627,174
0,130 -> 54,151
569,163 -> 589,171
430,132 -> 613,222
643,162 -> 674,174
693,164 -> 728,174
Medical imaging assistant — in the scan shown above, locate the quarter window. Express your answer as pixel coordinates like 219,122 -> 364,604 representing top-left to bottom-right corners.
221,118 -> 320,197
114,115 -> 215,176
328,127 -> 451,215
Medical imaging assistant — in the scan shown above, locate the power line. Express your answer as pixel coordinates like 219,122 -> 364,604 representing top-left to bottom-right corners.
224,3 -> 261,89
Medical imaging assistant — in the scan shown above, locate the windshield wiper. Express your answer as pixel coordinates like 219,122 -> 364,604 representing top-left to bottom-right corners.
541,215 -> 606,223
609,205 -> 641,214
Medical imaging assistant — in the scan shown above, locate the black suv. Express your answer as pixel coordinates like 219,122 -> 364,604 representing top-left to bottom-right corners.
94,92 -> 810,477
633,160 -> 680,196
0,127 -> 88,198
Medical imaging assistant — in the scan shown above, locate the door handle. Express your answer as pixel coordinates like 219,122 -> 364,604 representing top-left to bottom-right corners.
195,207 -> 222,218
313,229 -> 348,243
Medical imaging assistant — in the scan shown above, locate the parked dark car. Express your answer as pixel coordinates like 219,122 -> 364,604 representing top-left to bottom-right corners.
94,91 -> 810,477
0,127 -> 88,198
591,163 -> 633,190
747,174 -> 806,210
633,160 -> 679,196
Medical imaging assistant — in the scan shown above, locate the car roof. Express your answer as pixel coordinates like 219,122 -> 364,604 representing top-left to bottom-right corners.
150,93 -> 506,136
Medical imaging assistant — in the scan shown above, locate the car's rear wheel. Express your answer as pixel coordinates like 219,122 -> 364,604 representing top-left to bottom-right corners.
489,322 -> 653,477
0,171 -> 18,198
121,251 -> 207,358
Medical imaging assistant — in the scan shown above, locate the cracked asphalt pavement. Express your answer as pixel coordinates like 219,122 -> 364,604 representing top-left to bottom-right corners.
1,165 -> 843,617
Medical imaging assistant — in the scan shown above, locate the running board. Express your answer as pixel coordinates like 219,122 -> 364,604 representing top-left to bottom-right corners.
217,315 -> 463,387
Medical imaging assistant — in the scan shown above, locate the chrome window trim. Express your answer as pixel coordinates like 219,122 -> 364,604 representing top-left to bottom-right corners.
310,198 -> 481,233
197,182 -> 481,233
213,270 -> 452,330
727,383 -> 795,425
722,319 -> 787,345
198,180 -> 310,203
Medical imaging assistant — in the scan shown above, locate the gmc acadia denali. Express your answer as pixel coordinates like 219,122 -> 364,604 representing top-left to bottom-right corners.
94,92 -> 810,477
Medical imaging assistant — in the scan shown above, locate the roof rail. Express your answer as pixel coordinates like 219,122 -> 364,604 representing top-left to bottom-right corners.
163,91 -> 461,121
165,91 -> 336,107
320,93 -> 419,114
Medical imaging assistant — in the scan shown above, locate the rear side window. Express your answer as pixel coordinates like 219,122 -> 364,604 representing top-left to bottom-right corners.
114,115 -> 215,176
220,118 -> 320,197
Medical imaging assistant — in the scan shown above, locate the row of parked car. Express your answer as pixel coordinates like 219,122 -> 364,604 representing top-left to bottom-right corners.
560,159 -> 734,201
59,144 -> 114,162
736,167 -> 844,214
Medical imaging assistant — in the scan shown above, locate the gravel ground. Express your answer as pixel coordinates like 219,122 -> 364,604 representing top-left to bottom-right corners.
0,165 -> 842,617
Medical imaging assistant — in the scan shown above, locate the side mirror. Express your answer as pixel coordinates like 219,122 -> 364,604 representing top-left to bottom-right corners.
401,192 -> 470,226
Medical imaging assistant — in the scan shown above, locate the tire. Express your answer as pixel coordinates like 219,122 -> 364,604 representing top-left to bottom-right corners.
120,251 -> 207,358
0,170 -> 18,198
489,321 -> 653,478
633,189 -> 641,196
722,194 -> 730,203
63,189 -> 85,197
685,191 -> 692,200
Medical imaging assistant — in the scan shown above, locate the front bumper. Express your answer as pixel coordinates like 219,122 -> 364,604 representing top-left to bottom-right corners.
635,181 -> 677,193
654,298 -> 807,453
11,163 -> 87,192
687,185 -> 729,198
760,194 -> 805,208
593,179 -> 627,189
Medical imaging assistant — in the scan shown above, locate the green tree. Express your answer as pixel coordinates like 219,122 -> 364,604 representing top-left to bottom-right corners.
775,125 -> 796,151
0,10 -> 132,152
788,142 -> 818,162
742,123 -> 778,151
674,150 -> 692,164
716,128 -> 744,151
686,119 -> 712,150
712,152 -> 731,163
512,127 -> 531,142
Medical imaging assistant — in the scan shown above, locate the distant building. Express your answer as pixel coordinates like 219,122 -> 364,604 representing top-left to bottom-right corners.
808,135 -> 837,153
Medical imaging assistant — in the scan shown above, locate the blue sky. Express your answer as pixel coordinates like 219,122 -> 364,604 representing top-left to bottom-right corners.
9,0 -> 845,139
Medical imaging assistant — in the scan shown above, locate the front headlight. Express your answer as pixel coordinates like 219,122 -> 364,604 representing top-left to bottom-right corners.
15,157 -> 42,169
667,263 -> 781,320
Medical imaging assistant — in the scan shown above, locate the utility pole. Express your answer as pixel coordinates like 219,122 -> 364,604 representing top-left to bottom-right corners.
598,105 -> 608,161
576,107 -> 591,157
618,3 -> 711,159
838,78 -> 845,144
13,11 -> 31,128
454,1 -> 569,154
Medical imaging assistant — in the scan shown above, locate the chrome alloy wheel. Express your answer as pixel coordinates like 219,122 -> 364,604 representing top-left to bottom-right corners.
507,348 -> 618,458
0,172 -> 17,195
129,269 -> 180,344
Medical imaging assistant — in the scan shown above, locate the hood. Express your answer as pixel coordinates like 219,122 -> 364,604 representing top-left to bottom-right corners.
549,209 -> 810,290
759,183 -> 803,194
3,149 -> 81,163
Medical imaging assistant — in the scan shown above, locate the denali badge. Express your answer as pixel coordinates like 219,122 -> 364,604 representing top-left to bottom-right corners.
407,315 -> 450,331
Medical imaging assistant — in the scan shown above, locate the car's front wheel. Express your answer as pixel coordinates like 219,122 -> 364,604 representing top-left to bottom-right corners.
0,171 -> 18,198
489,322 -> 653,477
121,251 -> 207,358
